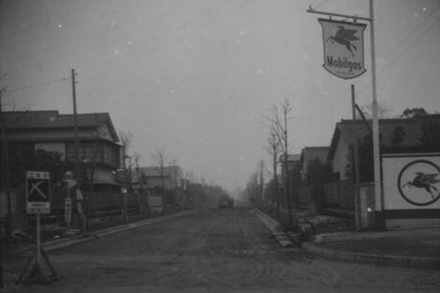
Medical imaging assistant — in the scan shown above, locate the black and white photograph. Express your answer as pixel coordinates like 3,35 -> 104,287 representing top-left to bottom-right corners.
1,1 -> 439,292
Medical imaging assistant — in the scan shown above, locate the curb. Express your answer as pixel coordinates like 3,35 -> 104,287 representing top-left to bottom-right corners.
42,210 -> 196,252
254,209 -> 440,270
313,227 -> 440,243
253,209 -> 295,248
302,242 -> 440,270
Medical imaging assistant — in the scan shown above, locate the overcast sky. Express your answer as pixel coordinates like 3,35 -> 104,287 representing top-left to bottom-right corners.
1,0 -> 439,192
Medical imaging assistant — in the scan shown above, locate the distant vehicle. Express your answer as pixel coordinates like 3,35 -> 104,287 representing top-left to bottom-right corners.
218,195 -> 233,209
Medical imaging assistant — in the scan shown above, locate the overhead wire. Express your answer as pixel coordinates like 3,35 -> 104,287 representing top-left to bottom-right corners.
376,5 -> 439,71
388,17 -> 439,67
3,77 -> 69,94
355,4 -> 440,98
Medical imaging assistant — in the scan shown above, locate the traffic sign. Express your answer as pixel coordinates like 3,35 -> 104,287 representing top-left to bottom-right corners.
26,171 -> 51,214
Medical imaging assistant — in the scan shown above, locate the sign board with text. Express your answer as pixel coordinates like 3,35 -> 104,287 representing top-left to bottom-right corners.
319,18 -> 367,79
65,198 -> 72,224
26,171 -> 51,214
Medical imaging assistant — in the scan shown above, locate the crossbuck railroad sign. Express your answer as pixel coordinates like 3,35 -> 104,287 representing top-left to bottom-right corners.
26,171 -> 51,214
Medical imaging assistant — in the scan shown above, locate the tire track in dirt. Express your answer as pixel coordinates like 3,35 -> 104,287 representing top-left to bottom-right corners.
13,208 -> 440,293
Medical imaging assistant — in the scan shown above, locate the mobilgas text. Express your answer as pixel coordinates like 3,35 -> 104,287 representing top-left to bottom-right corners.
326,56 -> 363,73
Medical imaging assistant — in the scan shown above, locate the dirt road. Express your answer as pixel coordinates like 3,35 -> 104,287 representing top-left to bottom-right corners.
7,208 -> 440,293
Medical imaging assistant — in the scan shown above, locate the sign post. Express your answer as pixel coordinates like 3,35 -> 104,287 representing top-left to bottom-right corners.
308,0 -> 384,229
26,171 -> 51,271
63,171 -> 76,229
26,171 -> 51,214
17,171 -> 58,285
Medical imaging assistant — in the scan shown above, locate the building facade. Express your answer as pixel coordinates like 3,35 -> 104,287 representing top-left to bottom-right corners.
1,110 -> 122,191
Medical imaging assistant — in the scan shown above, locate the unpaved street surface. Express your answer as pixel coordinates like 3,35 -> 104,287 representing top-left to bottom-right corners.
7,208 -> 440,293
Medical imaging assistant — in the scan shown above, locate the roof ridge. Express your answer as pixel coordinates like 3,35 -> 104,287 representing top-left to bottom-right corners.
61,112 -> 109,116
303,146 -> 329,149
4,110 -> 59,114
340,114 -> 440,123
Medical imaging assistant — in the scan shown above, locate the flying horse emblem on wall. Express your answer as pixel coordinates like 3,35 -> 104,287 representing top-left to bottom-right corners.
402,172 -> 440,199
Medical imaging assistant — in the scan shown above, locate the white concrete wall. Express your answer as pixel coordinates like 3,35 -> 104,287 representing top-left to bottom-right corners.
382,154 -> 440,210
382,153 -> 440,229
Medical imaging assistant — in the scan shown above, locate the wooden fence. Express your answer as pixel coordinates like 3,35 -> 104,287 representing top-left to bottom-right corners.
297,180 -> 355,218
2,186 -> 155,233
38,190 -> 147,227
323,180 -> 354,217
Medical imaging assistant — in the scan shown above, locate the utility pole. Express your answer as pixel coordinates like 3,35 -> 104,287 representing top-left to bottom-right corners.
369,0 -> 383,229
273,144 -> 280,218
160,157 -> 165,215
259,160 -> 264,205
71,69 -> 86,231
0,88 -> 12,236
351,84 -> 361,229
71,69 -> 80,184
283,103 -> 294,227
122,145 -> 128,222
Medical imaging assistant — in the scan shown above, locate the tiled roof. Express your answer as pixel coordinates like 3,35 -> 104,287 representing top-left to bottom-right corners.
2,110 -> 119,141
4,110 -> 107,128
328,114 -> 440,160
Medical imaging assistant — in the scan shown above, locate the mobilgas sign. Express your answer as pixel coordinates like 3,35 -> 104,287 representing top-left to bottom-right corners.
319,18 -> 367,79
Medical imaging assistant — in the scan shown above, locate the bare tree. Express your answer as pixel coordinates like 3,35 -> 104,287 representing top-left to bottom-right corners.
265,126 -> 281,218
267,99 -> 298,228
245,170 -> 260,203
119,131 -> 133,149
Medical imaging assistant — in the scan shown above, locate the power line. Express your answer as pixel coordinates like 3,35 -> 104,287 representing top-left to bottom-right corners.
355,5 -> 440,97
3,77 -> 69,94
376,5 -> 439,71
388,17 -> 439,67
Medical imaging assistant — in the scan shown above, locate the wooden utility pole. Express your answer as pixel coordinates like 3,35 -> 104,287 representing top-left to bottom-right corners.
0,88 -> 12,235
160,156 -> 165,214
351,84 -> 361,229
283,104 -> 294,226
122,145 -> 128,222
270,129 -> 281,218
71,69 -> 80,184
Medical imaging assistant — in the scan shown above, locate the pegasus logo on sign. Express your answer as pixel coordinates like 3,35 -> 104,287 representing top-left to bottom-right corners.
398,160 -> 440,206
326,26 -> 359,57
319,19 -> 367,79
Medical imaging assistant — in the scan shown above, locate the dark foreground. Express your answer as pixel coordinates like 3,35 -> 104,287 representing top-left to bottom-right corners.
3,208 -> 440,293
